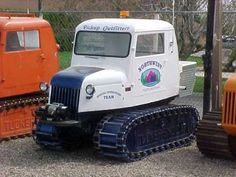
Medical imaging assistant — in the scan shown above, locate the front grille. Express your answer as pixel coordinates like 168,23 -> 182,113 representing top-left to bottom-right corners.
50,86 -> 80,112
223,91 -> 236,125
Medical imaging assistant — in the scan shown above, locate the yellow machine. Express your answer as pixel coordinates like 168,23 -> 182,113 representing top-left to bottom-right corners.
222,73 -> 236,137
197,73 -> 236,158
196,0 -> 236,158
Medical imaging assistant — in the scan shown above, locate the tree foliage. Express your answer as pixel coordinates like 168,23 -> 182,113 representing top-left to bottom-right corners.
42,0 -> 235,58
223,0 -> 236,35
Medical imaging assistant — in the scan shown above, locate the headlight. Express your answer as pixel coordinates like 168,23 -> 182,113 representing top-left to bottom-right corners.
86,84 -> 95,95
39,82 -> 49,92
232,60 -> 236,69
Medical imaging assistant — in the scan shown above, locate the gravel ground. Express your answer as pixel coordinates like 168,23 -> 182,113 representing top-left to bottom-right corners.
1,93 -> 236,177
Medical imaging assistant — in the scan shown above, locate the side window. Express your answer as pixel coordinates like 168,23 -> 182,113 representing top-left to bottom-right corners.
6,30 -> 39,52
6,32 -> 24,51
136,33 -> 164,57
25,30 -> 39,49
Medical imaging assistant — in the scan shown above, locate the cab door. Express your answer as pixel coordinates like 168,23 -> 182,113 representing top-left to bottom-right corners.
0,32 -> 3,83
3,30 -> 43,95
132,32 -> 167,97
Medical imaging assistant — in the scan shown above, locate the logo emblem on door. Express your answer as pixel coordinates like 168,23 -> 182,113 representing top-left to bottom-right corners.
141,68 -> 160,87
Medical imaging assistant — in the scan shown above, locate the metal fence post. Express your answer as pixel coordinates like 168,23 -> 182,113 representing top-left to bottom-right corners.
203,0 -> 216,114
38,0 -> 43,18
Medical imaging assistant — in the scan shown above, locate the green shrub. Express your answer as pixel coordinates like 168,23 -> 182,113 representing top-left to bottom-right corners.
186,56 -> 203,67
59,51 -> 72,70
225,47 -> 236,72
230,47 -> 236,63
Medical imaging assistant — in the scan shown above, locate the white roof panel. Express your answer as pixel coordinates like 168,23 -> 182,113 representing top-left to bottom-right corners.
76,18 -> 173,33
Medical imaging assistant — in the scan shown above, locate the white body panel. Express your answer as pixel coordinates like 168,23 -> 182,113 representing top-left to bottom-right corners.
62,18 -> 193,113
79,70 -> 127,112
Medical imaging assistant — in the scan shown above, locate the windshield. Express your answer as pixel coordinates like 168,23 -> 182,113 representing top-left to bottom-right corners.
74,31 -> 131,58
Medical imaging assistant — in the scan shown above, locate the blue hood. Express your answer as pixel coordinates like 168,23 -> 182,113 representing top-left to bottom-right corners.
51,66 -> 104,89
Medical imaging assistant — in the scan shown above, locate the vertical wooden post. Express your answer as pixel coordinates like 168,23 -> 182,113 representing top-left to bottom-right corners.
212,0 -> 223,111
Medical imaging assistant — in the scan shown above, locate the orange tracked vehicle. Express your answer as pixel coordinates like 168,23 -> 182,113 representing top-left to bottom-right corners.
0,13 -> 59,141
197,73 -> 236,158
196,0 -> 236,158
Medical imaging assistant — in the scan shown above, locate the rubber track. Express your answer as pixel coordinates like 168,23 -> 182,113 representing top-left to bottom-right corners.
0,93 -> 48,142
93,105 -> 199,161
196,111 -> 233,159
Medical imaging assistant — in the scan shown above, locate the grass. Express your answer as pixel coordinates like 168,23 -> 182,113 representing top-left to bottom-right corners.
186,56 -> 203,67
194,76 -> 227,93
59,51 -> 72,70
193,77 -> 204,92
186,56 -> 227,93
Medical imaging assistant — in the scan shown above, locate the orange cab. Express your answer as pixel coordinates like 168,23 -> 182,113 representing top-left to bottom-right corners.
0,13 -> 59,98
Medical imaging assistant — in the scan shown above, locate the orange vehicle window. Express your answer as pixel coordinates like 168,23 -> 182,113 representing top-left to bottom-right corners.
25,30 -> 40,49
6,30 -> 40,52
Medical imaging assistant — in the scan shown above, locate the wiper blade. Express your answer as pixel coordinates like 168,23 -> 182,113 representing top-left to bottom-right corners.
85,56 -> 105,59
85,56 -> 99,59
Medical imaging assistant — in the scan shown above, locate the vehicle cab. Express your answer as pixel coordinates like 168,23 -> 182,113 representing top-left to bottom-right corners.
49,18 -> 187,113
0,13 -> 59,98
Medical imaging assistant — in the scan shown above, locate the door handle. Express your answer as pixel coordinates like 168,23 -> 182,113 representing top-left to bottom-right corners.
40,53 -> 46,60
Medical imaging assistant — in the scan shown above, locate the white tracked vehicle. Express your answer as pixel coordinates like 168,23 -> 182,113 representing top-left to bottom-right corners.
33,18 -> 199,161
